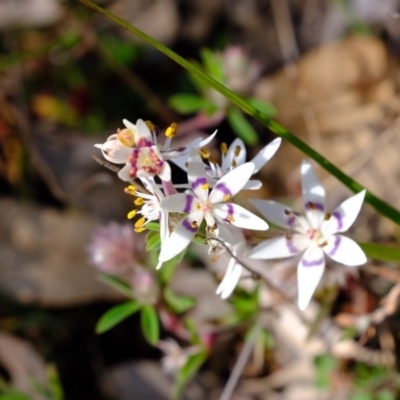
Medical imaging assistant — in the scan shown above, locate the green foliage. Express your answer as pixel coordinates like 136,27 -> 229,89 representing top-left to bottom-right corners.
314,354 -> 337,389
163,288 -> 195,314
227,108 -> 258,146
96,301 -> 141,334
246,97 -> 276,117
98,33 -> 140,65
157,249 -> 187,284
98,274 -> 135,299
145,230 -> 161,251
359,242 -> 400,263
169,93 -> 217,115
172,350 -> 208,400
140,306 -> 160,345
200,48 -> 225,83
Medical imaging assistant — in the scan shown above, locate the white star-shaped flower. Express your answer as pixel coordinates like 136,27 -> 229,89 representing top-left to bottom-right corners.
248,160 -> 367,310
158,151 -> 269,263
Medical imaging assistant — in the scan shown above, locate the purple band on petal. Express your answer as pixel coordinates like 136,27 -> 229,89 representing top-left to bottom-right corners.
136,137 -> 152,148
285,238 -> 299,254
214,183 -> 232,197
328,235 -> 341,256
331,212 -> 343,231
305,202 -> 324,212
192,177 -> 208,190
302,257 -> 324,267
183,218 -> 198,233
184,195 -> 194,213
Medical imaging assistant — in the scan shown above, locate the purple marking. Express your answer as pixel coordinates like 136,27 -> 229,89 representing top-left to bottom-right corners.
305,202 -> 324,211
287,216 -> 296,228
301,257 -> 324,267
214,183 -> 232,197
331,212 -> 343,231
182,218 -> 198,233
184,195 -> 194,213
285,238 -> 299,254
328,235 -> 341,256
136,137 -> 152,148
192,177 -> 208,190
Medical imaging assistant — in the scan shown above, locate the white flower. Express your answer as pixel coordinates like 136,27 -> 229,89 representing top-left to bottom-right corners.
173,137 -> 281,190
248,160 -> 367,310
215,225 -> 249,299
95,119 -> 217,182
158,151 -> 269,263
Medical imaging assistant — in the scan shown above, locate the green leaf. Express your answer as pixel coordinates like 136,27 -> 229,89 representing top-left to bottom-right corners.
169,93 -> 215,114
172,350 -> 208,400
200,48 -> 225,82
163,288 -> 195,314
79,0 -> 400,226
377,390 -> 395,400
246,97 -> 276,117
359,242 -> 400,263
98,274 -> 135,299
227,107 -> 258,145
140,306 -> 160,345
158,248 -> 187,284
145,221 -> 160,231
314,354 -> 337,389
96,301 -> 140,333
146,230 -> 161,251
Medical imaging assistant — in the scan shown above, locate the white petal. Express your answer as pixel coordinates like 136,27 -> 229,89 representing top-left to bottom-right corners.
208,163 -> 255,204
301,160 -> 326,227
323,235 -> 367,266
243,180 -> 262,190
222,138 -> 246,171
213,203 -> 268,230
122,119 -> 136,131
251,137 -> 282,173
117,164 -> 132,181
158,217 -> 198,262
95,140 -> 132,164
169,155 -> 188,172
135,119 -> 153,144
197,130 -> 218,147
187,150 -> 209,202
249,199 -> 296,229
158,162 -> 172,181
216,260 -> 242,299
322,190 -> 366,235
249,235 -> 308,259
297,246 -> 325,310
159,211 -> 169,243
161,193 -> 202,215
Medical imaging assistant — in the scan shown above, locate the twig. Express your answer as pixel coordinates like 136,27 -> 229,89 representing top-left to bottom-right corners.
219,321 -> 262,400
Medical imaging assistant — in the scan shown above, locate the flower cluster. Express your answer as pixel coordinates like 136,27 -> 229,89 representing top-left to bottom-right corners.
95,118 -> 367,310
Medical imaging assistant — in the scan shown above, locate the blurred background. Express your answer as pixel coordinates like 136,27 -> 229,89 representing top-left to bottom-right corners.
2,0 -> 400,399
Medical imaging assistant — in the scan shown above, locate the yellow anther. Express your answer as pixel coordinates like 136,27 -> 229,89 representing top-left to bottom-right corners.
145,120 -> 155,131
135,217 -> 146,228
127,210 -> 137,219
125,185 -> 137,195
231,160 -> 237,167
220,142 -> 228,155
208,224 -> 217,233
117,128 -> 135,147
201,183 -> 209,190
223,194 -> 231,202
135,226 -> 146,233
200,148 -> 211,159
234,145 -> 241,157
191,221 -> 198,229
165,122 -> 178,138
227,214 -> 235,223
195,203 -> 201,210
319,240 -> 328,248
208,156 -> 218,164
308,202 -> 316,210
325,213 -> 331,220
134,198 -> 144,206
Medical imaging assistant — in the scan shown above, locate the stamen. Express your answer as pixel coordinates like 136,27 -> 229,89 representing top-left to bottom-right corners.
226,214 -> 235,223
200,148 -> 211,158
191,221 -> 198,229
195,203 -> 201,210
117,128 -> 135,147
145,120 -> 155,131
318,240 -> 328,248
234,145 -> 241,157
134,198 -> 144,206
201,183 -> 210,190
135,217 -> 146,228
220,142 -> 228,155
165,122 -> 178,138
307,201 -> 316,210
127,210 -> 136,219
208,156 -> 218,164
285,233 -> 293,240
208,224 -> 218,233
325,213 -> 331,220
231,159 -> 237,167
125,185 -> 137,195
135,226 -> 146,233
223,194 -> 231,202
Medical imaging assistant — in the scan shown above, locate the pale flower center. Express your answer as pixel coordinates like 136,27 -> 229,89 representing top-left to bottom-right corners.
307,228 -> 327,248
